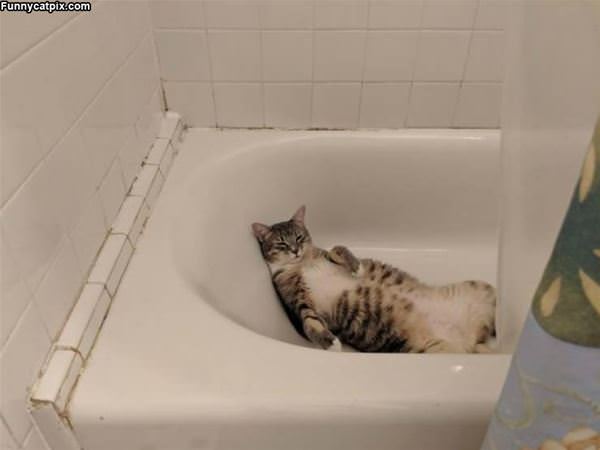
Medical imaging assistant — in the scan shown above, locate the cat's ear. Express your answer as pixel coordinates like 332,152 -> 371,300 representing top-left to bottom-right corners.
291,205 -> 306,225
252,223 -> 271,241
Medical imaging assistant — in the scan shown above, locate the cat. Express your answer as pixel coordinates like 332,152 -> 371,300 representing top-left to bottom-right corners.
252,206 -> 496,353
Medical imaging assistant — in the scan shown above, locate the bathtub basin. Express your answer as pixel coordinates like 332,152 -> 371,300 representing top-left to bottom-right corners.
70,129 -> 511,450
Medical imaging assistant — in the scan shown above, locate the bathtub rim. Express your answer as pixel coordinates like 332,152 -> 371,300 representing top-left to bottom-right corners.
69,128 -> 510,448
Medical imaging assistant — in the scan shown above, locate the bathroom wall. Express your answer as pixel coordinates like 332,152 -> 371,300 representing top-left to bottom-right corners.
498,1 -> 600,350
0,3 -> 162,449
151,0 -> 507,129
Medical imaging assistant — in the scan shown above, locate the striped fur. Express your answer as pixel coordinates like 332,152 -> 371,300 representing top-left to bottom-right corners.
252,207 -> 496,353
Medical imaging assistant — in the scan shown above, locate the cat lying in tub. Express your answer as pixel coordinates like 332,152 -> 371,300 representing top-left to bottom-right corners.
252,206 -> 496,354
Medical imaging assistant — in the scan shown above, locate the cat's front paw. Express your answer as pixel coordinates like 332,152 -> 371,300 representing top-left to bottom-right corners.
329,246 -> 360,274
305,320 -> 340,351
326,337 -> 342,352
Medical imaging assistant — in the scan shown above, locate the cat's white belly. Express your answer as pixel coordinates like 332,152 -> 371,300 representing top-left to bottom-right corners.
409,291 -> 492,350
302,260 -> 358,312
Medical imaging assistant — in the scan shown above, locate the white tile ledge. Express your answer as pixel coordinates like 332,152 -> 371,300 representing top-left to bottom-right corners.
29,112 -> 184,449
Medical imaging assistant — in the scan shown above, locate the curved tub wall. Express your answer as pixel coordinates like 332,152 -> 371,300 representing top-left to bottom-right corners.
171,131 -> 500,345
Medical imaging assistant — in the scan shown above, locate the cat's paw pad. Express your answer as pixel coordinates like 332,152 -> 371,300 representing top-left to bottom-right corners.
326,337 -> 342,352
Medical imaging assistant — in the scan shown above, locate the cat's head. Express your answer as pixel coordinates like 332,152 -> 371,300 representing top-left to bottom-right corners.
252,206 -> 312,266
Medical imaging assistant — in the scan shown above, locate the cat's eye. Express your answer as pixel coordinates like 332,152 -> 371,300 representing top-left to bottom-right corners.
296,236 -> 303,243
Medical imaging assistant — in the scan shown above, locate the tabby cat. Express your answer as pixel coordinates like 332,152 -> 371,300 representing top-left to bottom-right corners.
252,206 -> 496,353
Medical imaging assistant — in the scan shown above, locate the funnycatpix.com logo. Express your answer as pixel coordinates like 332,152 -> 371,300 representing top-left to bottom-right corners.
0,1 -> 91,13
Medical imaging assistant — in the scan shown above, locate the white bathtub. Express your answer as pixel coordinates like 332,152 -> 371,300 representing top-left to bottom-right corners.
70,129 -> 511,450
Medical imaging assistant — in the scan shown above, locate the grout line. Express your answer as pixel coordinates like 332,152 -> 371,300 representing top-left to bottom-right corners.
309,0 -> 317,128
357,2 -> 371,128
451,0 -> 481,127
0,13 -> 82,72
181,79 -> 486,85
0,28 -> 154,212
201,1 -> 219,127
404,0 -> 426,128
0,412 -> 23,448
153,26 -> 499,32
258,10 -> 266,128
0,292 -> 52,363
0,30 -> 155,350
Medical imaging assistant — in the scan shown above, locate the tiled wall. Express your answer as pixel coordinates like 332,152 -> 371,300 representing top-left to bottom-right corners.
0,2 -> 162,449
152,0 -> 507,129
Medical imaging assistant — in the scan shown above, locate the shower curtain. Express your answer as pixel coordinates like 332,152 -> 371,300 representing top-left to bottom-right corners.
482,122 -> 600,449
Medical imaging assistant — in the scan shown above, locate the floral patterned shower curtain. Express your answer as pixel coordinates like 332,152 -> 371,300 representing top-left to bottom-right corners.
482,122 -> 600,449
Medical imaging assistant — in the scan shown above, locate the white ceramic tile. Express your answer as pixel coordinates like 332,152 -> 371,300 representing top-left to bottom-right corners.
414,31 -> 471,81
154,30 -> 210,81
42,127 -> 95,232
359,83 -> 411,128
0,233 -> 34,346
158,112 -> 183,140
259,0 -> 313,29
111,196 -> 151,247
264,84 -> 312,129
88,234 -> 133,297
314,31 -> 366,81
170,120 -> 186,153
135,89 -> 164,162
0,7 -> 79,68
127,36 -> 162,128
68,193 -> 108,276
315,0 -> 368,29
208,31 -> 261,81
109,2 -> 153,64
0,113 -> 45,207
78,51 -> 139,189
364,31 -> 419,81
119,133 -> 146,189
0,302 -> 50,443
0,55 -> 53,205
454,82 -> 502,128
1,161 -> 64,292
33,237 -> 82,340
0,9 -> 116,189
407,82 -> 460,127
23,426 -> 49,450
213,83 -> 264,127
262,31 -> 312,81
312,83 -> 361,129
58,284 -> 112,360
31,349 -> 82,413
146,139 -> 176,177
421,0 -> 478,29
130,165 -> 166,210
150,1 -> 205,28
144,170 -> 166,210
368,0 -> 423,29
164,82 -> 216,127
146,139 -> 170,166
1,417 -> 18,450
464,31 -> 505,82
475,0 -> 510,30
98,159 -> 127,227
30,403 -> 80,450
204,0 -> 260,28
